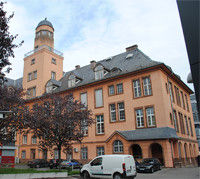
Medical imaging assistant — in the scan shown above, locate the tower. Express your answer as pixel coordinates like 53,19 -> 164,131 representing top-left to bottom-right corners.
23,18 -> 63,98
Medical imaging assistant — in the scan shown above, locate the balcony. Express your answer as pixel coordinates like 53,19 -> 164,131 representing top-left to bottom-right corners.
24,45 -> 63,57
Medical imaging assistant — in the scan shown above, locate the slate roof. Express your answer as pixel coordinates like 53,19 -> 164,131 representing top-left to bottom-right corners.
47,79 -> 62,87
5,77 -> 23,88
54,48 -> 162,93
117,127 -> 179,141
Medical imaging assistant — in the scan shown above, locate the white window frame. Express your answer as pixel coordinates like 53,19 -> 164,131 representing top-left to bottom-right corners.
80,93 -> 87,107
81,147 -> 88,160
23,135 -> 27,144
136,109 -> 144,128
81,119 -> 88,136
117,83 -> 123,94
97,147 -> 105,156
32,136 -> 37,144
52,58 -> 56,64
143,77 -> 152,96
51,71 -> 56,80
118,102 -> 125,121
28,73 -> 32,81
113,140 -> 123,153
133,79 -> 141,98
33,71 -> 37,79
146,107 -> 156,127
94,65 -> 106,80
108,85 -> 115,95
185,116 -> 189,135
21,150 -> 26,159
95,88 -> 103,108
96,115 -> 104,134
68,75 -> 76,87
31,59 -> 35,65
110,104 -> 116,122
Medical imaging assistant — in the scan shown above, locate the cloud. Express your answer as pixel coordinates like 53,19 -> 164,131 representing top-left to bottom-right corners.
5,0 -> 193,90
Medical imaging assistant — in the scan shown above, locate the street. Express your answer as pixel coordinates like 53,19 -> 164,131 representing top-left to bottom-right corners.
67,167 -> 200,179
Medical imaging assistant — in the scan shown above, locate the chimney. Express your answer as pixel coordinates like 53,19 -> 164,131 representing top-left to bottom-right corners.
90,60 -> 96,68
126,44 -> 138,52
75,65 -> 80,69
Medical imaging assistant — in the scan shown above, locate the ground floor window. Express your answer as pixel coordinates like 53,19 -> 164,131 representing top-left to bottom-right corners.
81,147 -> 88,160
21,150 -> 26,159
97,147 -> 105,156
113,140 -> 123,153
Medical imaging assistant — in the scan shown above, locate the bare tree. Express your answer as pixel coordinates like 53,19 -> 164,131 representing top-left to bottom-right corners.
28,93 -> 94,169
0,1 -> 23,85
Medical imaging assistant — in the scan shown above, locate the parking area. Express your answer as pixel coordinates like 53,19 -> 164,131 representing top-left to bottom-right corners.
68,167 -> 200,179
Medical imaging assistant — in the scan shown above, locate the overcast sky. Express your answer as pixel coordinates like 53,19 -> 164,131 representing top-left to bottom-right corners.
5,0 -> 193,90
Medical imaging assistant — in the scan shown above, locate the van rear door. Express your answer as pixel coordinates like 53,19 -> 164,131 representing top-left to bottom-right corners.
124,156 -> 136,176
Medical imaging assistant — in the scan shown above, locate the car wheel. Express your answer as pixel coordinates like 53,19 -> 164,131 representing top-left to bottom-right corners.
159,165 -> 161,170
82,171 -> 90,179
36,164 -> 40,168
113,173 -> 122,179
151,167 -> 154,173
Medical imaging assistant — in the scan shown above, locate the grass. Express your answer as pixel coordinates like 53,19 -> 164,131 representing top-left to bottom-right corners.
0,168 -> 72,174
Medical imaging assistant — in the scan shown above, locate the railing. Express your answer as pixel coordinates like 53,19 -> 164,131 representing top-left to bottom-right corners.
24,45 -> 63,57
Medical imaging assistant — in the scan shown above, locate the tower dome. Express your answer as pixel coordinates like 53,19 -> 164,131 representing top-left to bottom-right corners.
36,18 -> 54,30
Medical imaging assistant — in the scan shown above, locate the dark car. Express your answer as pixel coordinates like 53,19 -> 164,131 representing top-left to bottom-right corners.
60,159 -> 82,169
49,159 -> 63,169
28,159 -> 49,168
137,158 -> 161,173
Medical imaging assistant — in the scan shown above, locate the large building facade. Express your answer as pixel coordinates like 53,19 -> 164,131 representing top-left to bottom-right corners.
11,19 -> 198,168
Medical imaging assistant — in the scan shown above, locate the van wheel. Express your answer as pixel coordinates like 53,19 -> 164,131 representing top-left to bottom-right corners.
151,167 -> 154,173
113,173 -> 122,179
82,171 -> 90,179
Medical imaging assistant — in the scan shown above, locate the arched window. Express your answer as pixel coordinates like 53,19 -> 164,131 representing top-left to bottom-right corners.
132,144 -> 142,159
94,65 -> 106,80
178,142 -> 182,159
113,140 -> 123,153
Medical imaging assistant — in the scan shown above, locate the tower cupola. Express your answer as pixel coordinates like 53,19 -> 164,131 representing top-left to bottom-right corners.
34,18 -> 54,49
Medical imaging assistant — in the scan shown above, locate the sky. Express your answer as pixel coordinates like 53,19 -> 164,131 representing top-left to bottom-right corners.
5,0 -> 193,90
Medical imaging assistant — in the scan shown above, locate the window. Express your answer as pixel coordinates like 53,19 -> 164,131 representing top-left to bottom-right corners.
179,112 -> 185,134
135,109 -> 144,128
146,107 -> 156,127
31,59 -> 35,65
80,93 -> 87,107
143,77 -> 152,96
133,79 -> 141,98
32,136 -> 37,144
21,151 -> 26,159
27,87 -> 36,98
97,147 -> 105,156
113,140 -> 123,153
96,115 -> 104,134
95,88 -> 103,107
23,135 -> 27,144
68,75 -> 76,87
185,116 -> 189,135
81,147 -> 88,160
117,83 -> 123,94
28,73 -> 32,81
52,58 -> 56,64
54,150 -> 58,159
81,119 -> 88,136
108,85 -> 115,95
91,157 -> 102,166
170,113 -> 173,125
94,65 -> 104,80
118,102 -> 125,121
173,110 -> 179,132
33,71 -> 37,79
185,94 -> 189,111
110,104 -> 116,122
51,71 -> 56,80
169,82 -> 175,102
189,117 -> 193,136
181,91 -> 185,109
174,86 -> 181,106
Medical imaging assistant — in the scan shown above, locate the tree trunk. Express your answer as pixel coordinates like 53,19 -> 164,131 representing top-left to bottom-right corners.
58,146 -> 61,171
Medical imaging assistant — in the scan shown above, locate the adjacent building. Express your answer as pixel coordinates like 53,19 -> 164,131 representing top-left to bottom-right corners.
7,19 -> 198,168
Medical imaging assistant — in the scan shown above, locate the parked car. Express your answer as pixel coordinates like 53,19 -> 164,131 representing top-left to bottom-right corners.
61,159 -> 82,169
49,159 -> 63,169
28,159 -> 49,168
80,155 -> 137,179
136,158 -> 161,173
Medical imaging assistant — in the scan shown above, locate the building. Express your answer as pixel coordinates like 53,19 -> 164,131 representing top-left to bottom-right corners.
190,94 -> 200,152
8,19 -> 198,168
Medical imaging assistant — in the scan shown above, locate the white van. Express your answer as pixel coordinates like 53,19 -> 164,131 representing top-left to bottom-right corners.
80,155 -> 137,179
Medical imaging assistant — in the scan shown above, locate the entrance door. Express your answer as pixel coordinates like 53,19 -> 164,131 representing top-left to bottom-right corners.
150,143 -> 164,165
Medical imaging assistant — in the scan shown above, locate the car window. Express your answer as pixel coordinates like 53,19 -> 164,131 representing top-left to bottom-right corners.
91,157 -> 102,166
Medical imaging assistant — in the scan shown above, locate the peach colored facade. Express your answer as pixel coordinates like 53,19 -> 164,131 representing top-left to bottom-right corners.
15,20 -> 198,168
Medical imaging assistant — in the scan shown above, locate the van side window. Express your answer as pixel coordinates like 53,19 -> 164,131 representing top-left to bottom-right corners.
91,157 -> 102,166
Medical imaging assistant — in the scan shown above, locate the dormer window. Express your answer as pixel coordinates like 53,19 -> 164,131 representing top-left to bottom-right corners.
94,65 -> 107,80
68,74 -> 80,88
